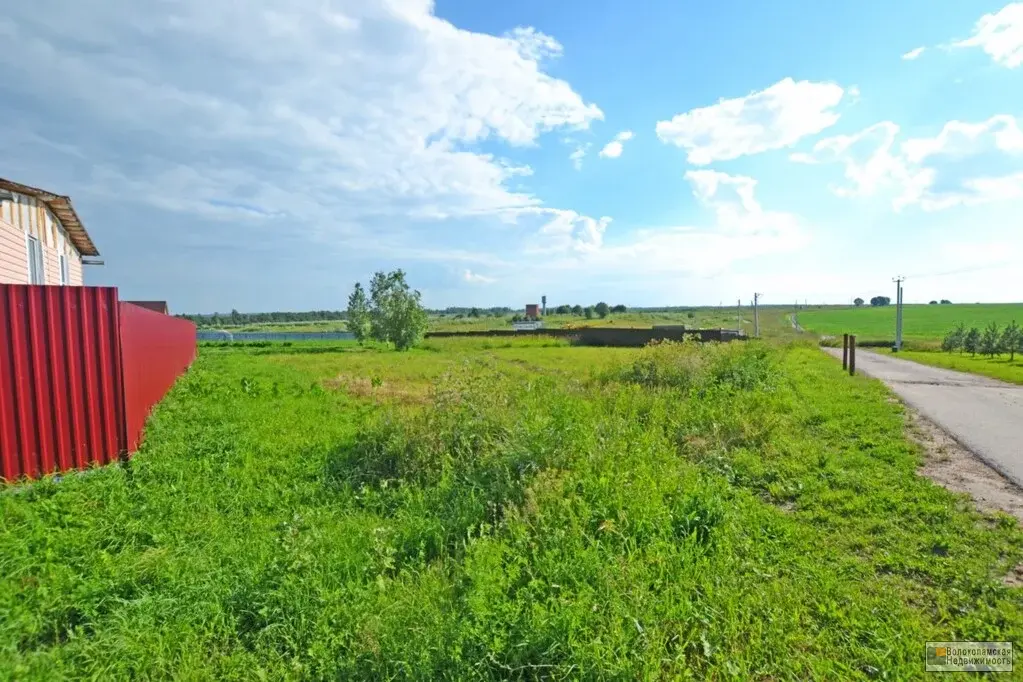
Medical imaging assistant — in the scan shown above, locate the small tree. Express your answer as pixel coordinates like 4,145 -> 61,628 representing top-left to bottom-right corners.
346,282 -> 371,344
1001,321 -> 1021,362
350,269 -> 429,351
980,322 -> 1002,358
584,306 -> 595,319
469,307 -> 481,318
941,322 -> 965,354
556,304 -> 571,315
870,296 -> 891,307
963,327 -> 981,356
594,302 -> 610,318
571,304 -> 583,315
929,300 -> 938,305
940,300 -> 952,305
611,304 -> 627,313
854,298 -> 864,307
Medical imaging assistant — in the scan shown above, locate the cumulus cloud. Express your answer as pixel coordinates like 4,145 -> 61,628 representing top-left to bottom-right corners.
791,114 -> 1023,210
952,3 -> 1023,68
599,130 -> 635,159
655,78 -> 847,164
902,47 -> 926,60
0,0 -> 606,308
463,269 -> 496,284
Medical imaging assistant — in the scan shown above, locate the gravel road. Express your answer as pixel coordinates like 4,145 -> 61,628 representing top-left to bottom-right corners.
824,348 -> 1023,487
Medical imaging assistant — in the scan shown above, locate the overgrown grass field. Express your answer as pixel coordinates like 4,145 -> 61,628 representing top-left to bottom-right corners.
798,303 -> 1023,344
2,339 -> 1022,679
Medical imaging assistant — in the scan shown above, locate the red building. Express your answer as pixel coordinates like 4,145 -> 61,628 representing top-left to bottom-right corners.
525,303 -> 541,318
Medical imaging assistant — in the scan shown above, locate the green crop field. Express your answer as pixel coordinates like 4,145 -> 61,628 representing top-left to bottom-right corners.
3,338 -> 1022,679
797,303 -> 1023,343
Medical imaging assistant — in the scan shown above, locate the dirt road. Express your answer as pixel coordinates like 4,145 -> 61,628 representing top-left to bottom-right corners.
825,348 -> 1023,487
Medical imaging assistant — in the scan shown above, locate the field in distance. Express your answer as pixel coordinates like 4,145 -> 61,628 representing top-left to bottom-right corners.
798,303 -> 1023,343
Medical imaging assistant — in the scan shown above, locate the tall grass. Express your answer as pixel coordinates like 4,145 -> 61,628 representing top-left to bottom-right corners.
1,341 -> 1021,679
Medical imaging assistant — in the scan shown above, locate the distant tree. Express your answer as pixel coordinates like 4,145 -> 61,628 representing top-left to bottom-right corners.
869,296 -> 891,307
940,300 -> 952,305
941,322 -> 966,354
854,298 -> 865,307
346,283 -> 371,343
469,307 -> 481,318
1001,321 -> 1022,362
584,306 -> 595,319
555,304 -> 572,315
980,322 -> 1002,357
511,313 -> 524,323
929,301 -> 938,305
687,311 -> 696,319
356,269 -> 429,351
611,304 -> 627,313
594,302 -> 610,318
963,327 -> 981,356
571,304 -> 583,315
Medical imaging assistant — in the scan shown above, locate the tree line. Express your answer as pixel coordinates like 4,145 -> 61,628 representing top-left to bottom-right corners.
942,321 -> 1022,360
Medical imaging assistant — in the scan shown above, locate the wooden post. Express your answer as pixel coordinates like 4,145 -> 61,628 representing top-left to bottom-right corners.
849,335 -> 857,376
842,333 -> 849,371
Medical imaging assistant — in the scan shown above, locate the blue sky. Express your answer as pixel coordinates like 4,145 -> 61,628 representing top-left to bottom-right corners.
1,0 -> 1022,312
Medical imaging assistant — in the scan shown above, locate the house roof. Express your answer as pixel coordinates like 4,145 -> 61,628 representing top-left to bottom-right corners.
0,178 -> 99,256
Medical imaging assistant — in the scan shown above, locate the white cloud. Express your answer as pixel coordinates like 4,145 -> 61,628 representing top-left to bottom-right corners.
902,46 -> 926,60
569,144 -> 590,170
463,269 -> 496,284
655,78 -> 846,164
598,130 -> 634,159
953,3 -> 1023,68
522,208 -> 612,253
792,115 -> 1023,211
0,0 -> 605,272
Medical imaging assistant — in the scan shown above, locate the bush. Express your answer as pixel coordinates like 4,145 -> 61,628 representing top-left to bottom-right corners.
600,340 -> 776,393
941,323 -> 965,354
980,322 -> 1002,357
964,327 -> 981,356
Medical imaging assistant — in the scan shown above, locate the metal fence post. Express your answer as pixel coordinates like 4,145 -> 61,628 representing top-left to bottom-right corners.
849,335 -> 857,376
842,333 -> 849,371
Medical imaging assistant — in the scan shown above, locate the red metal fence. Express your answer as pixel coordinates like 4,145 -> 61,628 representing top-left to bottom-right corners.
0,284 -> 196,481
120,301 -> 196,452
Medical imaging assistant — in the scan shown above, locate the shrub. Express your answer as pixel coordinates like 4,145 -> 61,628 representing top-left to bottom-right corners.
964,327 -> 981,356
941,323 -> 965,354
1002,321 -> 1022,362
600,340 -> 775,393
980,322 -> 1002,357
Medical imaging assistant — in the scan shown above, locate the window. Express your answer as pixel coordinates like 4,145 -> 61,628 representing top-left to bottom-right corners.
27,236 -> 44,284
59,254 -> 69,285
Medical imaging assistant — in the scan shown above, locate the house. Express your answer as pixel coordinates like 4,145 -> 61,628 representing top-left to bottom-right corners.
126,301 -> 170,315
0,178 -> 99,286
525,303 -> 541,319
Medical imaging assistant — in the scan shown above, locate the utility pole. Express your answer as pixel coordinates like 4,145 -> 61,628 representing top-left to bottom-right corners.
893,276 -> 905,351
737,298 -> 741,331
753,293 -> 762,338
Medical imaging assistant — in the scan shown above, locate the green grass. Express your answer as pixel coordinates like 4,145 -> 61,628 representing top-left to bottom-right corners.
798,303 -> 1023,343
2,340 -> 1022,679
883,349 -> 1023,386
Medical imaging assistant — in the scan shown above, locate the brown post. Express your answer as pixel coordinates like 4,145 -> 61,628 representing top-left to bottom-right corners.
849,335 -> 857,376
842,333 -> 849,371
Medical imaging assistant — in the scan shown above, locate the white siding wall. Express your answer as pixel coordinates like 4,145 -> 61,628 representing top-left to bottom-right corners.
0,193 -> 84,286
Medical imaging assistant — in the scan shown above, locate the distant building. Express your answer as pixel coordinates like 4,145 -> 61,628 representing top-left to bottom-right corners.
0,178 -> 99,286
525,303 -> 541,318
126,301 -> 170,315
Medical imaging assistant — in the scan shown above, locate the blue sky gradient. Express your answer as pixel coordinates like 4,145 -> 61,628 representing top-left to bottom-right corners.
1,0 -> 1021,312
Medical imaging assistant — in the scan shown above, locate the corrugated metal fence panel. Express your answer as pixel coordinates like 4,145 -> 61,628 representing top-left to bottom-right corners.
0,284 -> 126,481
119,302 -> 196,453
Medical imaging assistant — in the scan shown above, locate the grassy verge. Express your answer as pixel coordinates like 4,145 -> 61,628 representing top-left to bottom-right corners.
885,349 -> 1023,385
2,341 -> 1021,679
